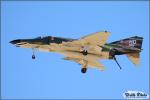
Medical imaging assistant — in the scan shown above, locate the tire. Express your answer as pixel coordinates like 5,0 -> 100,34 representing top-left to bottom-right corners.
32,55 -> 35,59
81,68 -> 87,73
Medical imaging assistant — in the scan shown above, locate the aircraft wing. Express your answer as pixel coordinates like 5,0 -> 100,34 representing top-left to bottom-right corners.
87,59 -> 105,71
80,31 -> 110,46
63,57 -> 105,71
63,31 -> 110,47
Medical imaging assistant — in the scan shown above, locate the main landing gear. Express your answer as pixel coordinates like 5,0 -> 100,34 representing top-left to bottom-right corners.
80,60 -> 88,74
80,46 -> 88,55
81,68 -> 87,73
81,50 -> 88,55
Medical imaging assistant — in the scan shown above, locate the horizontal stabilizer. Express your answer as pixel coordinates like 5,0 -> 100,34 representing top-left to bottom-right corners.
126,53 -> 140,66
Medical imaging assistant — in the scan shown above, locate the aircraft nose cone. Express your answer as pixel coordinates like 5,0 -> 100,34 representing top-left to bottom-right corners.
10,39 -> 21,44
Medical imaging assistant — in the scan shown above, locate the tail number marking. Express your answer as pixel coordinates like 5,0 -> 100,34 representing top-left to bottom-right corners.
129,40 -> 136,47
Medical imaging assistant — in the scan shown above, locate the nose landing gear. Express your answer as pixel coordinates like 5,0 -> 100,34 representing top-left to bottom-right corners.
32,54 -> 35,59
32,48 -> 36,60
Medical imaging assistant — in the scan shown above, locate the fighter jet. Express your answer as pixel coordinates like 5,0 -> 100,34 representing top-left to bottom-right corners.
10,31 -> 143,73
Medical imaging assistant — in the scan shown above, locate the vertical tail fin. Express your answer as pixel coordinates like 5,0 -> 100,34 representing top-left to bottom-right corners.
110,36 -> 143,50
130,36 -> 143,50
110,36 -> 143,66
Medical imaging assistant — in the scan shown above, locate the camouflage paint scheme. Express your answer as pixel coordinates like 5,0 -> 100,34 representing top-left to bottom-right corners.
10,31 -> 143,73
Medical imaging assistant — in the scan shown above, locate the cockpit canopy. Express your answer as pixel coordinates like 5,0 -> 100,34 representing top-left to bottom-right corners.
34,36 -> 76,41
34,36 -> 51,39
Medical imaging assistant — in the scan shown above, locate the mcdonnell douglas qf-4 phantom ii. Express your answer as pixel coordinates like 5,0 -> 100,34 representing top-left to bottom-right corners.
10,31 -> 143,73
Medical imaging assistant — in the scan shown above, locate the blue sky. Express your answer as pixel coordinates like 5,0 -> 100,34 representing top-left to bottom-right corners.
1,1 -> 149,99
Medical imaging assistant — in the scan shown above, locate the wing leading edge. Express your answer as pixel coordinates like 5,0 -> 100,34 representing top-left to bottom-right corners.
65,31 -> 110,47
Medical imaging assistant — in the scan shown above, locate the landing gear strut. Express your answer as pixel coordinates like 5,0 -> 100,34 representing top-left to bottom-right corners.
32,48 -> 36,59
81,60 -> 88,73
82,50 -> 88,55
80,46 -> 88,55
32,54 -> 35,59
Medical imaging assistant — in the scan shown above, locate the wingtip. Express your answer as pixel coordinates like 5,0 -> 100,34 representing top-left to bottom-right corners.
99,67 -> 105,71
